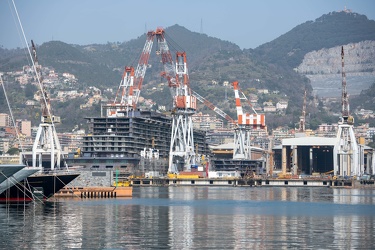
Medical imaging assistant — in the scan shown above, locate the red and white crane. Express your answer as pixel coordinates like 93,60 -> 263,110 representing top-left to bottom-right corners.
155,28 -> 197,172
107,31 -> 156,117
106,28 -> 198,173
232,81 -> 266,160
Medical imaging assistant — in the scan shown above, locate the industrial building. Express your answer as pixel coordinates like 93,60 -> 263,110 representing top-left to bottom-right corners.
272,136 -> 375,177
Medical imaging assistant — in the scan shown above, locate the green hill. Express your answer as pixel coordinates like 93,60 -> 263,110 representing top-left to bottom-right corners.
250,11 -> 375,69
0,11 -> 374,131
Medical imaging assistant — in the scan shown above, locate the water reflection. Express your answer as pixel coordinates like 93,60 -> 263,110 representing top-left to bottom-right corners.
0,187 -> 374,249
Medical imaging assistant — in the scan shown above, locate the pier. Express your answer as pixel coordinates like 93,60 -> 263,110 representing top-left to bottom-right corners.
128,177 -> 374,188
55,186 -> 132,198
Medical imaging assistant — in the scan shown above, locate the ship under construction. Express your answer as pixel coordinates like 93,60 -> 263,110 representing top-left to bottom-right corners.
66,109 -> 209,175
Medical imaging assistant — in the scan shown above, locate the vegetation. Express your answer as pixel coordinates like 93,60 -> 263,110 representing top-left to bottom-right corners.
0,12 -> 374,131
7,147 -> 19,155
251,11 -> 375,69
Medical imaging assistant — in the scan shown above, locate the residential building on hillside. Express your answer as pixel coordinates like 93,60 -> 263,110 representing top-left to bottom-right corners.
272,127 -> 295,140
276,100 -> 288,110
0,113 -> 10,127
0,138 -> 10,154
192,112 -> 223,130
258,89 -> 269,94
18,120 -> 31,137
264,105 -> 277,112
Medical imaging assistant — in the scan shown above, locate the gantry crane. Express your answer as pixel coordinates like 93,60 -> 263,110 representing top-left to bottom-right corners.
155,29 -> 197,172
31,40 -> 63,170
232,81 -> 266,160
105,28 -> 198,173
334,46 -> 359,176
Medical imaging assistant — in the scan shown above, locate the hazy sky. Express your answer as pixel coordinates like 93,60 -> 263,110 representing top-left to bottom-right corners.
1,0 -> 375,50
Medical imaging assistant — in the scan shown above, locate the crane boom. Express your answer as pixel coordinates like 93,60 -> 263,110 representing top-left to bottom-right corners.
133,31 -> 156,106
30,40 -> 62,169
191,89 -> 237,126
106,31 -> 156,117
154,31 -> 197,172
32,40 -> 51,122
155,28 -> 177,88
341,46 -> 352,124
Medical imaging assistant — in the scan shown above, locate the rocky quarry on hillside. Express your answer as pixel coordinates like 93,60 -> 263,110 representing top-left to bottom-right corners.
296,41 -> 375,97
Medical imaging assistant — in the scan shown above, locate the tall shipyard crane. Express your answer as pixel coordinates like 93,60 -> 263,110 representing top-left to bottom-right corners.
298,90 -> 307,133
232,81 -> 266,160
155,28 -> 197,173
107,31 -> 156,117
104,28 -> 198,173
334,46 -> 359,176
31,40 -> 63,170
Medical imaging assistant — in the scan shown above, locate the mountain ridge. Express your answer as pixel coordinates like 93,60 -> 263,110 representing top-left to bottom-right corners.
0,11 -> 374,131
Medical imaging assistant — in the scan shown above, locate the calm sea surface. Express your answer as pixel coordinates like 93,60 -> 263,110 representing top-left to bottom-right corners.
1,186 -> 374,249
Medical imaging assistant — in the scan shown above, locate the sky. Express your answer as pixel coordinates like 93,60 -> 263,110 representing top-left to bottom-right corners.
1,0 -> 375,50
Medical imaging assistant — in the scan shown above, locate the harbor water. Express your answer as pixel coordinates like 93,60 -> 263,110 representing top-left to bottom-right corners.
1,186 -> 374,249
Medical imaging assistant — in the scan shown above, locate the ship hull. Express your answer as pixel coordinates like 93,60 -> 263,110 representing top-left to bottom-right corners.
0,172 -> 79,204
0,165 -> 25,185
0,167 -> 39,194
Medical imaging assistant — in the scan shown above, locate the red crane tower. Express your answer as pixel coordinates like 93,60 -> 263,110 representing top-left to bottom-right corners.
155,28 -> 197,172
232,81 -> 266,160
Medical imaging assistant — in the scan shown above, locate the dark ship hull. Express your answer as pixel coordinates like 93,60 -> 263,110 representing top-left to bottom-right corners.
0,172 -> 79,203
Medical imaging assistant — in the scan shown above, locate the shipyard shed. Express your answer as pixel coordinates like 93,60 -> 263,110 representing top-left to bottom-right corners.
278,137 -> 337,175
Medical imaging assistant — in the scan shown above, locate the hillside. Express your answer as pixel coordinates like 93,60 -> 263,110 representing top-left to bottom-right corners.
296,41 -> 375,97
0,11 -> 374,132
250,11 -> 375,69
